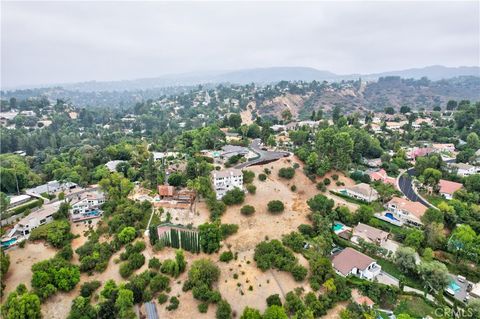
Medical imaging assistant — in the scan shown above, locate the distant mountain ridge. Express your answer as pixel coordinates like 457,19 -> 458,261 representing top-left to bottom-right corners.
4,65 -> 480,92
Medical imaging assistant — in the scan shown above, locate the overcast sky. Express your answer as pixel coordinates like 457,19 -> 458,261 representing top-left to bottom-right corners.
1,1 -> 479,88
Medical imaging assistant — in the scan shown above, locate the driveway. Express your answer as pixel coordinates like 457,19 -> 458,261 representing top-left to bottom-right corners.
235,139 -> 290,169
376,271 -> 399,287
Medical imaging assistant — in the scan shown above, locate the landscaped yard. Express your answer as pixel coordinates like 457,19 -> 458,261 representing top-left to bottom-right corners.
376,259 -> 423,290
394,295 -> 442,318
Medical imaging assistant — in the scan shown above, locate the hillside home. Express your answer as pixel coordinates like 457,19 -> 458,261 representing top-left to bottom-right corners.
370,123 -> 382,133
351,223 -> 389,246
152,152 -> 180,161
13,201 -> 62,237
368,169 -> 396,186
412,118 -> 433,129
362,158 -> 382,168
439,179 -> 463,200
7,194 -> 32,209
69,191 -> 105,222
385,121 -> 407,131
432,143 -> 455,153
448,163 -> 480,177
385,197 -> 427,226
105,160 -> 126,172
331,247 -> 381,280
26,180 -> 77,196
406,147 -> 434,160
337,183 -> 379,203
212,168 -> 243,200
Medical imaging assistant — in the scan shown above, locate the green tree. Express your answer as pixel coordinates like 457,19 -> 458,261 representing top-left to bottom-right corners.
199,222 -> 222,254
240,205 -> 255,216
404,229 -> 424,249
307,194 -> 334,214
240,307 -> 262,319
99,172 -> 134,200
267,200 -> 285,213
395,247 -> 417,274
418,261 -> 450,292
216,299 -> 232,319
2,290 -> 42,319
118,227 -> 136,244
68,296 -> 97,319
264,305 -> 288,319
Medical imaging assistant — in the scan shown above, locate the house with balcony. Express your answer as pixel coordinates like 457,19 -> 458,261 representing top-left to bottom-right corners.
383,196 -> 427,227
69,191 -> 105,222
212,168 -> 243,200
331,247 -> 381,280
448,162 -> 480,177
351,223 -> 390,246
336,183 -> 379,203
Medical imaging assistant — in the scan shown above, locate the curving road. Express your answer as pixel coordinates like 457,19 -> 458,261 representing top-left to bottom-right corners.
235,139 -> 290,169
398,168 -> 430,207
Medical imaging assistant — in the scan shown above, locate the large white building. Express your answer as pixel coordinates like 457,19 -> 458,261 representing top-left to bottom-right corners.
69,191 -> 105,222
212,169 -> 243,200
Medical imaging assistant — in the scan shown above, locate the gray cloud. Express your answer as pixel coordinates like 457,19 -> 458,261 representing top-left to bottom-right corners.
1,1 -> 479,88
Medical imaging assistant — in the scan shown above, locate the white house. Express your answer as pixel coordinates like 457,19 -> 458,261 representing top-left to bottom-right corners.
337,183 -> 379,203
449,163 -> 480,177
212,169 -> 243,200
331,247 -> 381,280
26,181 -> 77,196
105,160 -> 126,172
69,191 -> 105,222
12,201 -> 63,237
384,197 -> 427,227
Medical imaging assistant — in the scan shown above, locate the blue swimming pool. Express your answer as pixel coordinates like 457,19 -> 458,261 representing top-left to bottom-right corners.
333,223 -> 344,232
385,212 -> 400,222
449,281 -> 461,292
1,237 -> 17,248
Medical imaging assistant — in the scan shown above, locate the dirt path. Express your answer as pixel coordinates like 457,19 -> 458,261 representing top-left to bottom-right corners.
240,101 -> 255,125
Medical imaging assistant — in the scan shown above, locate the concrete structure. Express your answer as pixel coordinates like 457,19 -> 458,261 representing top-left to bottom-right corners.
439,179 -> 463,200
331,247 -> 381,280
152,151 -> 180,161
26,180 -> 77,196
351,223 -> 389,246
220,145 -> 250,159
337,183 -> 379,203
105,160 -> 126,172
7,194 -> 32,209
212,168 -> 243,200
13,201 -> 62,237
385,196 -> 427,226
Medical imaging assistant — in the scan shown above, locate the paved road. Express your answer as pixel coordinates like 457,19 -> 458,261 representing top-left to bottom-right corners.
398,168 -> 430,207
235,139 -> 290,169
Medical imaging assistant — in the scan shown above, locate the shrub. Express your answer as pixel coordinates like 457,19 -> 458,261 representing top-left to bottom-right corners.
266,294 -> 282,307
240,205 -> 255,216
158,293 -> 168,304
80,280 -> 101,298
332,174 -> 339,181
219,251 -> 234,263
150,274 -> 170,293
242,170 -> 255,184
259,174 -> 267,181
290,264 -> 308,281
267,200 -> 284,214
216,299 -> 232,319
323,178 -> 331,185
246,184 -> 256,194
222,188 -> 245,205
148,257 -> 161,270
264,168 -> 271,175
198,302 -> 209,313
119,262 -> 134,278
290,185 -> 297,192
166,296 -> 179,311
29,219 -> 72,248
278,167 -> 295,179
220,224 -> 238,239
118,227 -> 136,244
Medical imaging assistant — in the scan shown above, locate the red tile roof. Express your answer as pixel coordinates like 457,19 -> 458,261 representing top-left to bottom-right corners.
158,185 -> 174,197
439,179 -> 463,195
